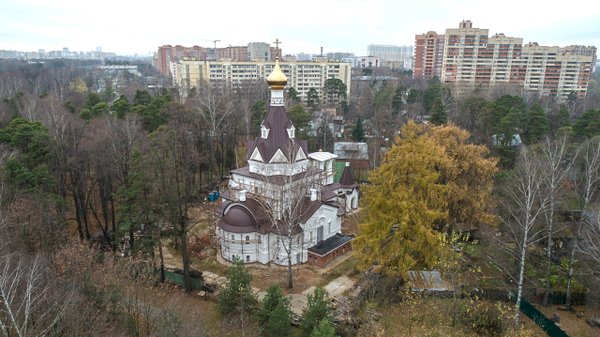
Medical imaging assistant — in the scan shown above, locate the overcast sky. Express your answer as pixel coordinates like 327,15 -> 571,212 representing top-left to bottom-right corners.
1,0 -> 599,56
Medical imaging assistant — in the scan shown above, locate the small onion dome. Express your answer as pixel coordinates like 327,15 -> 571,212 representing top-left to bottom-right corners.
267,59 -> 287,90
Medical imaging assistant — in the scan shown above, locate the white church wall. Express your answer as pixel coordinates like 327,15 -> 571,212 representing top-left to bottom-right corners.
272,233 -> 307,265
220,230 -> 263,263
248,159 -> 308,176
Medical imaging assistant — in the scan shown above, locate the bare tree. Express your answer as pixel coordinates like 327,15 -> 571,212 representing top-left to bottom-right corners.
147,103 -> 199,292
191,85 -> 235,180
101,114 -> 146,245
579,211 -> 600,271
499,148 -> 549,327
0,254 -> 71,337
540,136 -> 576,306
566,136 -> 600,309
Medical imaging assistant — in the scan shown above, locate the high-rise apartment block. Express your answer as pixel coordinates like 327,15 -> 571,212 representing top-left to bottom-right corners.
155,42 -> 278,77
414,20 -> 597,101
414,31 -> 445,79
367,44 -> 413,69
156,45 -> 207,76
247,42 -> 278,61
172,59 -> 351,100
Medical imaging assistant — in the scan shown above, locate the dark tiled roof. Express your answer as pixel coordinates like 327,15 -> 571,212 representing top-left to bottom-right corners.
308,233 -> 353,256
298,199 -> 323,223
323,200 -> 346,216
321,183 -> 340,201
217,195 -> 341,236
216,198 -> 273,234
247,105 -> 308,163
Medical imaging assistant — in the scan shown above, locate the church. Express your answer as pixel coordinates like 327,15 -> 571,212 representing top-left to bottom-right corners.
216,55 -> 358,267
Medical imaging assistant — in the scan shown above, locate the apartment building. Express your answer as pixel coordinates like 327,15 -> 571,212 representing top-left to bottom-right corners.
441,20 -> 489,83
155,45 -> 207,76
520,43 -> 596,101
247,42 -> 278,61
367,44 -> 413,69
173,59 -> 351,100
414,31 -> 445,79
155,42 -> 278,76
218,46 -> 248,61
413,20 -> 596,101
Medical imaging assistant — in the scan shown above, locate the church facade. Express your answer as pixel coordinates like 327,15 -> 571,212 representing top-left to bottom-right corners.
216,57 -> 358,266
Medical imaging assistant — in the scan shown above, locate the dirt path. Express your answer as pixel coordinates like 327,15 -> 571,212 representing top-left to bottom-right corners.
535,304 -> 600,337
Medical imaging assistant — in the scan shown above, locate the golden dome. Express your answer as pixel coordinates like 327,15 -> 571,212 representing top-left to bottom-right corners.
267,59 -> 287,90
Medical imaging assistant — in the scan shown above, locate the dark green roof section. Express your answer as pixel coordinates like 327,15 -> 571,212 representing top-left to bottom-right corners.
334,161 -> 346,183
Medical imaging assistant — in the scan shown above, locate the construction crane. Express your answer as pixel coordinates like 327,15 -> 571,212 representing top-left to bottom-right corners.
201,39 -> 220,60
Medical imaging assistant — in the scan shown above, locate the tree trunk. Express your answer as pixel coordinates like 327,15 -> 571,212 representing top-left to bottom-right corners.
287,235 -> 293,289
543,200 -> 555,307
110,193 -> 116,250
514,236 -> 528,327
181,220 -> 191,292
565,240 -> 576,310
543,240 -> 553,306
158,231 -> 165,283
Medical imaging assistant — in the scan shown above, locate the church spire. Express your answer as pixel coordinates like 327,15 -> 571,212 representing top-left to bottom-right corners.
267,38 -> 286,106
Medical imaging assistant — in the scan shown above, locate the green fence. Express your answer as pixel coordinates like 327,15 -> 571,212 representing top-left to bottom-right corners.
163,270 -> 203,290
520,300 -> 569,337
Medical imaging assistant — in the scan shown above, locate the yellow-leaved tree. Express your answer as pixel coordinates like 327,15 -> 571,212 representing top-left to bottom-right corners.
353,121 -> 449,276
353,121 -> 497,278
429,124 -> 498,230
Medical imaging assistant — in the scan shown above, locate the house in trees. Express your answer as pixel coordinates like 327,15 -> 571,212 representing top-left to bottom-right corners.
216,57 -> 357,266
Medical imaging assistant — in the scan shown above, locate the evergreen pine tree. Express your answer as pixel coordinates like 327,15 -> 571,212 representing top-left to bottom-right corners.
258,284 -> 292,336
429,97 -> 447,125
310,318 -> 338,337
522,103 -> 549,144
391,87 -> 404,115
352,117 -> 365,142
548,104 -> 571,135
217,259 -> 257,318
301,287 -> 332,337
267,301 -> 292,337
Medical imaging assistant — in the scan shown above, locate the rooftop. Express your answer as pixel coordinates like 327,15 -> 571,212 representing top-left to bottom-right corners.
308,233 -> 353,256
308,151 -> 338,162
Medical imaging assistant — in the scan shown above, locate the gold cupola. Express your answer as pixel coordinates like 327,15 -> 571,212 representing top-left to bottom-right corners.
267,58 -> 287,90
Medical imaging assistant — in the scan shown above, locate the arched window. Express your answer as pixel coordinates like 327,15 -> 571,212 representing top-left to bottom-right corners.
245,235 -> 250,244
246,255 -> 250,262
231,235 -> 235,241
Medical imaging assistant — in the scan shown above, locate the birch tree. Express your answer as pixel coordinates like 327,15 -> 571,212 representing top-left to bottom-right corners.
579,212 -> 600,271
539,136 -> 576,306
0,254 -> 71,337
258,144 -> 321,289
567,136 -> 600,309
499,149 -> 549,327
